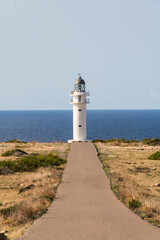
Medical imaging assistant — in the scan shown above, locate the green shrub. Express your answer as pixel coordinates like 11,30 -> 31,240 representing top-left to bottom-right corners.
40,195 -> 54,202
92,139 -> 106,143
5,139 -> 27,143
0,204 -> 19,219
2,149 -> 27,157
0,153 -> 66,172
120,139 -> 138,143
142,138 -> 160,146
93,139 -> 139,143
19,184 -> 35,194
0,202 -> 44,222
105,139 -> 116,143
111,139 -> 139,143
128,199 -> 142,209
148,151 -> 160,160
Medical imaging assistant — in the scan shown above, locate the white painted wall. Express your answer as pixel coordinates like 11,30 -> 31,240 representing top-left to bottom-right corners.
73,103 -> 86,141
69,89 -> 90,142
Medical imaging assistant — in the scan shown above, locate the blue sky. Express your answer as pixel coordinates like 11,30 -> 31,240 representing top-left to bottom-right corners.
0,0 -> 160,110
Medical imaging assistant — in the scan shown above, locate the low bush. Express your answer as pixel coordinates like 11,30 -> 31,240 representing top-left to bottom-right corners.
117,139 -> 139,143
2,149 -> 27,157
5,139 -> 27,143
0,153 -> 66,172
0,204 -> 19,219
0,233 -> 7,240
93,138 -> 139,143
106,139 -> 139,143
148,151 -> 160,160
0,197 -> 55,226
142,138 -> 160,146
0,202 -> 45,224
105,139 -> 116,143
19,184 -> 35,194
128,199 -> 142,209
92,139 -> 106,143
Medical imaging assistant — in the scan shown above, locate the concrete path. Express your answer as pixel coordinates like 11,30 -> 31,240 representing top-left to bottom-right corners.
18,143 -> 160,240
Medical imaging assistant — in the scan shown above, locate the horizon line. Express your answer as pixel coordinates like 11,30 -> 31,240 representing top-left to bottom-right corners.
0,109 -> 160,111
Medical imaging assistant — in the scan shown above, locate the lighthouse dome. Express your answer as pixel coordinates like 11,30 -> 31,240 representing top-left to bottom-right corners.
75,76 -> 85,85
74,76 -> 85,92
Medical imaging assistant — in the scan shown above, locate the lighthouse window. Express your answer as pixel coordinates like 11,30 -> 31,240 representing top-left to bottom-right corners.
78,96 -> 81,102
75,84 -> 85,92
78,125 -> 82,127
78,109 -> 81,111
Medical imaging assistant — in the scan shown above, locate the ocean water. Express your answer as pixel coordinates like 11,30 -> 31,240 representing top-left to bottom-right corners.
0,110 -> 160,142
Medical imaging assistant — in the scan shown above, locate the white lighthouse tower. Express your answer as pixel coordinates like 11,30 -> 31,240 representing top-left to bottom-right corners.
68,75 -> 90,143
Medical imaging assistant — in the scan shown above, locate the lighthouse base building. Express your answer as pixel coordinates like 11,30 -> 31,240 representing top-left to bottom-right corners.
68,76 -> 91,143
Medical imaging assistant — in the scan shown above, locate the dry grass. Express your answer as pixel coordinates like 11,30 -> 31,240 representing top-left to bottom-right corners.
95,141 -> 160,227
0,142 -> 70,239
0,142 -> 69,162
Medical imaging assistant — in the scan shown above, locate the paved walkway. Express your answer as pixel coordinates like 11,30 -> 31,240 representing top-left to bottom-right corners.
18,143 -> 160,240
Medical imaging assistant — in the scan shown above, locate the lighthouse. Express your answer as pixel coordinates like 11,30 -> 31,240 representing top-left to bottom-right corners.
68,75 -> 90,143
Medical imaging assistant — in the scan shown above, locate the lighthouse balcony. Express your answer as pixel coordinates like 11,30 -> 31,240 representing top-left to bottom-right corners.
70,99 -> 90,104
70,91 -> 90,97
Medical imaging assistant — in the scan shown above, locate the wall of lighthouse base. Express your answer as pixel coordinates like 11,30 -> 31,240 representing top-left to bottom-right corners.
73,104 -> 87,141
68,140 -> 92,143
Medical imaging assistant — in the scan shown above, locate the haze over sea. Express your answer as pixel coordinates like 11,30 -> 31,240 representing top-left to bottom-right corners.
0,110 -> 160,143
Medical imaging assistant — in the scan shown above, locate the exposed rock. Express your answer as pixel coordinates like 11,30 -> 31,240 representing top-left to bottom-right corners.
0,167 -> 14,175
13,150 -> 27,156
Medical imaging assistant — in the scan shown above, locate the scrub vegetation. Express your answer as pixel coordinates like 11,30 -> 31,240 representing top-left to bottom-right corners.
0,141 -> 70,239
0,153 -> 66,172
93,138 -> 139,144
5,140 -> 27,144
95,139 -> 160,228
148,151 -> 160,160
2,149 -> 27,157
93,137 -> 160,145
142,138 -> 160,146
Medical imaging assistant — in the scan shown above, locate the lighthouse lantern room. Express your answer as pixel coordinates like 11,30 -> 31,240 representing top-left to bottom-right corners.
68,75 -> 90,143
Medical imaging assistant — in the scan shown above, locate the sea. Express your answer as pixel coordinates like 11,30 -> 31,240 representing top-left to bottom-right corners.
0,110 -> 160,143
